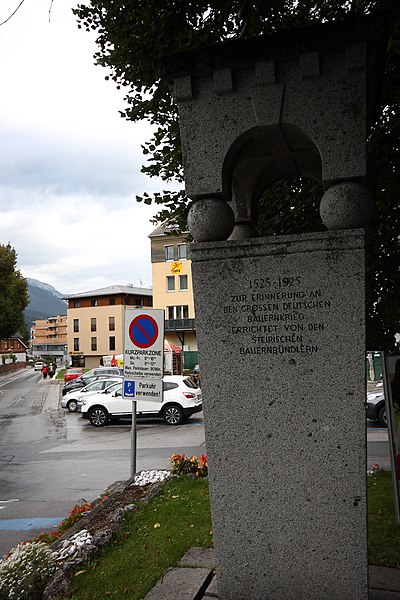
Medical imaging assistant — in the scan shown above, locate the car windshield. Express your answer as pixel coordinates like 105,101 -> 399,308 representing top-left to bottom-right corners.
84,381 -> 106,392
81,376 -> 96,385
68,376 -> 83,384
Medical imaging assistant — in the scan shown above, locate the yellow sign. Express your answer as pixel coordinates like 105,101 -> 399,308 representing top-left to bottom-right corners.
171,261 -> 182,274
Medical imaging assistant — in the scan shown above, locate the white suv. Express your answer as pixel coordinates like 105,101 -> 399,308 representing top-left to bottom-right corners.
80,375 -> 202,426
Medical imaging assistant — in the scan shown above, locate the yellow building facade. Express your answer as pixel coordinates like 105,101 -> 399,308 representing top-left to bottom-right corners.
149,223 -> 198,369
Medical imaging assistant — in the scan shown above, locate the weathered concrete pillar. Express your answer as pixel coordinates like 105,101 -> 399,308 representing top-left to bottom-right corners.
190,229 -> 367,599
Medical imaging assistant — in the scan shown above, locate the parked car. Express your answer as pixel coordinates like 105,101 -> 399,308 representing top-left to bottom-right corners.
85,367 -> 123,378
64,368 -> 84,383
62,373 -> 118,396
80,375 -> 202,427
366,382 -> 387,427
76,380 -> 123,413
61,377 -> 123,412
34,361 -> 44,371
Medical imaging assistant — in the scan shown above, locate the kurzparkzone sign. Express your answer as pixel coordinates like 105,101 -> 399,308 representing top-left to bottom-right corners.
123,308 -> 164,379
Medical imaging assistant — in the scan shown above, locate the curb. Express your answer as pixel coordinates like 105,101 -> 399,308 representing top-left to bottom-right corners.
42,476 -> 169,599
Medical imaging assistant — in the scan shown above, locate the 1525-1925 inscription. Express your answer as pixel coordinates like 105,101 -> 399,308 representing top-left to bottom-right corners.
222,276 -> 332,356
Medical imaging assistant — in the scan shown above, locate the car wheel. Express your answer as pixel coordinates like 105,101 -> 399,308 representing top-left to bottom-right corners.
88,407 -> 109,427
67,399 -> 78,413
377,405 -> 387,428
162,404 -> 183,425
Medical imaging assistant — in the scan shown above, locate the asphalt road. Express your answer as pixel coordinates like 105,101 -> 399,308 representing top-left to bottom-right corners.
0,369 -> 392,559
0,369 -> 205,557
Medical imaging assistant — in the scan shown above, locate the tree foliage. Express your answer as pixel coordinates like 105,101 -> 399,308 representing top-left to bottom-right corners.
74,0 -> 400,349
0,244 -> 29,340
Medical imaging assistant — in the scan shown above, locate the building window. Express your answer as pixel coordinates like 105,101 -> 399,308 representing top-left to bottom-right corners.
177,244 -> 187,259
165,245 -> 174,261
74,300 -> 80,308
91,337 -> 97,351
91,318 -> 96,332
73,319 -> 79,333
91,299 -> 98,307
109,336 -> 115,351
74,338 -> 80,351
179,274 -> 188,290
167,305 -> 189,320
109,297 -> 115,305
109,316 -> 115,331
135,297 -> 142,306
167,276 -> 175,292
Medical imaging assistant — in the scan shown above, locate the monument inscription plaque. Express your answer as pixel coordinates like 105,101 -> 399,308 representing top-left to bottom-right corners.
191,230 -> 367,600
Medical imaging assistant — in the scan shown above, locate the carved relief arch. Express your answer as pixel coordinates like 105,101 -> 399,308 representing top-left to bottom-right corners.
222,123 -> 322,239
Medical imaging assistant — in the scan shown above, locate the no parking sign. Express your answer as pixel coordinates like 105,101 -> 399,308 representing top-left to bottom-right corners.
124,308 -> 164,379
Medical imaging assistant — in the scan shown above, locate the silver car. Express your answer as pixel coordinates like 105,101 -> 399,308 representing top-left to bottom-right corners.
366,382 -> 386,427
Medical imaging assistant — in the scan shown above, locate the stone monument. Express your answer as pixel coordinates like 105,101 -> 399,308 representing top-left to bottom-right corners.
161,13 -> 388,600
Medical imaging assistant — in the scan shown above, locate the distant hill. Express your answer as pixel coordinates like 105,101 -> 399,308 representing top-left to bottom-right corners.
24,278 -> 67,328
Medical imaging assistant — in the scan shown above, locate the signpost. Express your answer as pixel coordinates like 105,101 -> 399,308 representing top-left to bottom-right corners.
123,308 -> 164,477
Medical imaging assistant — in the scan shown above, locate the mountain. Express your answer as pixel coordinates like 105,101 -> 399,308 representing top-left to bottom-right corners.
26,278 -> 64,299
24,278 -> 67,328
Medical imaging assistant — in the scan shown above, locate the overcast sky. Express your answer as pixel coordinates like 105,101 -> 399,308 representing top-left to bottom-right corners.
0,0 -> 175,294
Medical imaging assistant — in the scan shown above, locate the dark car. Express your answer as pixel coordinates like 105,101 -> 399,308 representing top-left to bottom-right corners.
62,373 -> 118,396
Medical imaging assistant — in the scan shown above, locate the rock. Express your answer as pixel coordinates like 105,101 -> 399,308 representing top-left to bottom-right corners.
42,569 -> 72,600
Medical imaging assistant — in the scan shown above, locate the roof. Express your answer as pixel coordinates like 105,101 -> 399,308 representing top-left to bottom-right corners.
148,221 -> 189,238
63,285 -> 152,300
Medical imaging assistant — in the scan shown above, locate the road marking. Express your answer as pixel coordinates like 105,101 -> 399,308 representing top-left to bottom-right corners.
0,517 -> 62,531
0,499 -> 20,511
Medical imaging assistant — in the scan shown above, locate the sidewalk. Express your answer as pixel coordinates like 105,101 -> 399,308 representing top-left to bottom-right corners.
142,549 -> 400,599
38,376 -> 62,412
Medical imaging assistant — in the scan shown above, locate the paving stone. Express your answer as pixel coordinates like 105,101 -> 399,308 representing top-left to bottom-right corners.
370,567 -> 400,593
203,574 -> 218,597
178,547 -> 215,568
143,567 -> 213,600
369,590 -> 400,599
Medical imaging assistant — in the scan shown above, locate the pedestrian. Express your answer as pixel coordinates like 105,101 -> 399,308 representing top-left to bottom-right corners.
42,364 -> 48,379
48,362 -> 55,379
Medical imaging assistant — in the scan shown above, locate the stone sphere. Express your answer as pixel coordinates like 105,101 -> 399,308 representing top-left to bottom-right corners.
320,182 -> 374,230
187,198 -> 235,241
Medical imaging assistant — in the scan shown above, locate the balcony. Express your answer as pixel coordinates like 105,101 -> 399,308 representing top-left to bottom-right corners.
164,318 -> 195,332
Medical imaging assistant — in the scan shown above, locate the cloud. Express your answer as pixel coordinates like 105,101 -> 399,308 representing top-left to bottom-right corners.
0,127 -> 161,199
0,189 -> 158,293
0,0 -> 182,295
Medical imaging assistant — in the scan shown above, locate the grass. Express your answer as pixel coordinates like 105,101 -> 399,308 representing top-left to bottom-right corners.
61,476 -> 212,600
368,469 -> 400,566
52,471 -> 400,599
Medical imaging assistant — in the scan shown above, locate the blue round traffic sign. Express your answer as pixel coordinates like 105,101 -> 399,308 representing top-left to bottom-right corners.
129,314 -> 159,349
